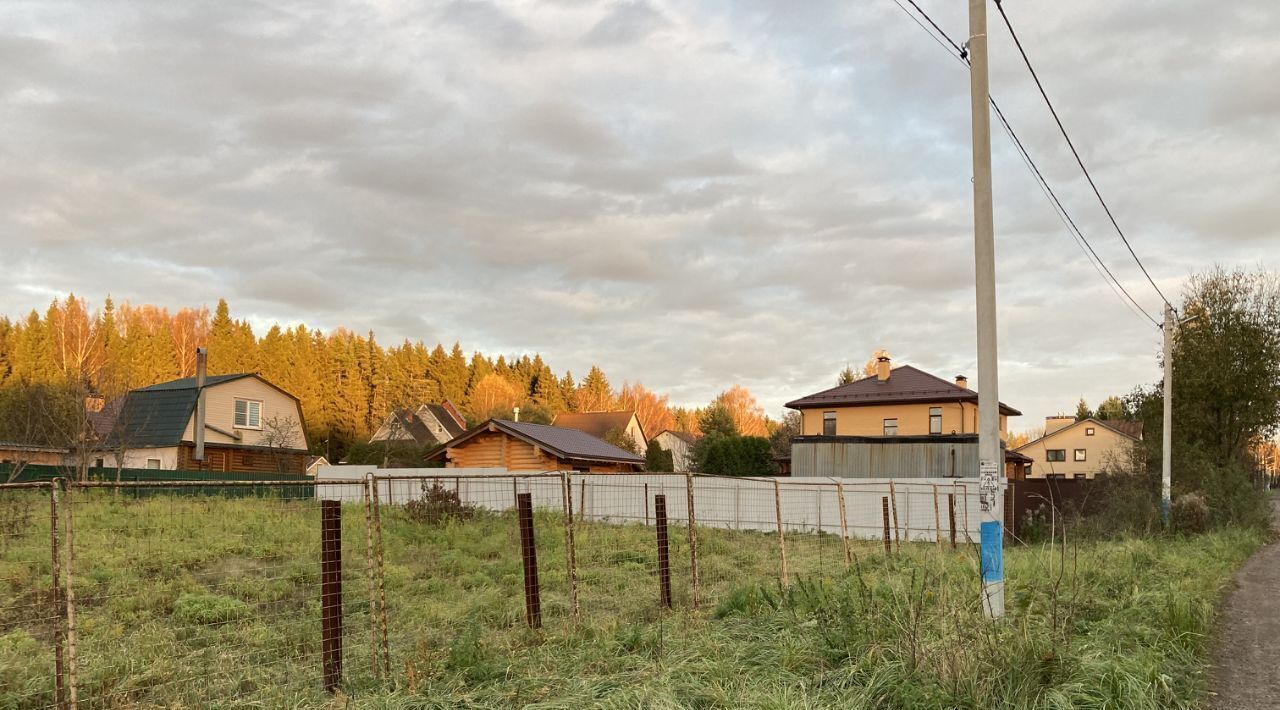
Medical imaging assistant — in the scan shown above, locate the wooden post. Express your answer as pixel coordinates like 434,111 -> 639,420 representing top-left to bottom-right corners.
685,472 -> 701,608
50,483 -> 66,709
578,478 -> 586,520
655,495 -> 672,609
362,479 -> 380,679
932,484 -> 942,549
63,481 -> 77,709
774,479 -> 789,589
836,480 -> 852,567
512,476 -> 518,509
948,493 -> 958,550
644,483 -> 649,526
559,473 -> 580,622
888,481 -> 901,551
516,493 -> 542,628
370,478 -> 391,676
881,496 -> 892,555
321,499 -> 343,693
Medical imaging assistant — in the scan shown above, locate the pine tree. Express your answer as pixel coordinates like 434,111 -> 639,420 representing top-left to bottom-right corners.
575,366 -> 614,412
206,299 -> 237,374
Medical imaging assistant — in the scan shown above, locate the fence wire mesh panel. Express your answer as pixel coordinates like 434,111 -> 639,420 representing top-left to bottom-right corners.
35,480 -> 378,707
0,483 -> 62,709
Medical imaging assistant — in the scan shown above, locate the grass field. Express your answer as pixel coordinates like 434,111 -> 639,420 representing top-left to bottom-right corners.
0,488 -> 1266,709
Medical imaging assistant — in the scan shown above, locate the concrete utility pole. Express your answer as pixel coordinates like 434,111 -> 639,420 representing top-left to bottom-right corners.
967,0 -> 1003,619
1161,303 -> 1174,521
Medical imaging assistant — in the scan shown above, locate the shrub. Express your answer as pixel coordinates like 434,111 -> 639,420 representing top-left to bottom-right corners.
694,435 -> 776,476
1171,493 -> 1211,535
405,482 -> 479,525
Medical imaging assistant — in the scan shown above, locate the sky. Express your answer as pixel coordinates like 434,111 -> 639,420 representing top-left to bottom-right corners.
2,0 -> 1278,432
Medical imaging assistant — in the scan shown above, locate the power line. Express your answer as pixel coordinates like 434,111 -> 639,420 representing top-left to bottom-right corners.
886,0 -> 1160,327
991,0 -> 1170,308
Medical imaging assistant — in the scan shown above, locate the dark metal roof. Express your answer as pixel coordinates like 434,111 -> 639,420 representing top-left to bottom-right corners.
421,403 -> 467,439
110,387 -> 199,447
785,365 -> 1022,416
552,411 -> 641,441
501,420 -> 643,463
136,374 -> 250,391
433,418 -> 644,465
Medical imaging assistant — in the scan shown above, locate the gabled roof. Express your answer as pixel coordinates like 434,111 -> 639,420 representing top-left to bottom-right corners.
652,429 -> 698,446
552,411 -> 644,441
384,409 -> 434,445
419,403 -> 467,439
1013,417 -> 1143,453
785,365 -> 1021,416
136,374 -> 251,391
436,418 -> 644,465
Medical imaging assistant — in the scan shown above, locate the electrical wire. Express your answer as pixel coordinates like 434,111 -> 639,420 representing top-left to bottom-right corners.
992,0 -> 1171,308
886,0 -> 1161,327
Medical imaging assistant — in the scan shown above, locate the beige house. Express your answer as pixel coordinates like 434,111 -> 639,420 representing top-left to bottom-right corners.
649,429 -> 698,472
785,357 -> 1019,440
369,401 -> 467,448
102,373 -> 310,473
1014,416 -> 1143,479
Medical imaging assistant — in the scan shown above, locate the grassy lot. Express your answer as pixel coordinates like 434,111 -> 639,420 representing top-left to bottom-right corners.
0,489 -> 1266,709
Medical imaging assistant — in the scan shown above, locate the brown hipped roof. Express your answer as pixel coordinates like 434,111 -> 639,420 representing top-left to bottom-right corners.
785,365 -> 1021,416
552,411 -> 641,440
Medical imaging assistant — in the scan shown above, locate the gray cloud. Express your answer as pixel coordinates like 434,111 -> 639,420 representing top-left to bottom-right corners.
1,0 -> 1277,430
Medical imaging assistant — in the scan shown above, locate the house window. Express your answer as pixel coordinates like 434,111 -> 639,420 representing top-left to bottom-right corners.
822,411 -> 837,436
1074,474 -> 1087,480
1074,449 -> 1087,462
234,399 -> 262,429
929,407 -> 942,435
146,458 -> 161,469
1085,427 -> 1095,436
883,418 -> 898,436
1046,449 -> 1066,462
1047,473 -> 1066,480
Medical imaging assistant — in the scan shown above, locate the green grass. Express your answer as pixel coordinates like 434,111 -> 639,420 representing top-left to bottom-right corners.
0,489 -> 1266,708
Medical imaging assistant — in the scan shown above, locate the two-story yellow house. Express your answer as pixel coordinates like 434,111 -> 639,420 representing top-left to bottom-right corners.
1014,415 -> 1143,479
785,356 -> 1020,439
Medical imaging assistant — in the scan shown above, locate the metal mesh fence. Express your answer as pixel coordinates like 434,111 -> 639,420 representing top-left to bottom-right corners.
1,473 -> 984,707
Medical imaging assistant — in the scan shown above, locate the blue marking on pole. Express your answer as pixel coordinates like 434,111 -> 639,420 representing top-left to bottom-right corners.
980,520 -> 1003,583
1161,498 -> 1170,524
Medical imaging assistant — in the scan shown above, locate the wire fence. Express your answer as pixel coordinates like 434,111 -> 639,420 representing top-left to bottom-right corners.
1,473 -> 984,707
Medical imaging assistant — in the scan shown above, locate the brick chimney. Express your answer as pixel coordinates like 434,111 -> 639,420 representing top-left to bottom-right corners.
1045,414 -> 1074,436
954,375 -> 968,389
876,355 -> 891,382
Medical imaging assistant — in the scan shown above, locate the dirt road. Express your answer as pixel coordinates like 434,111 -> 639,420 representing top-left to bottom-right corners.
1208,499 -> 1280,709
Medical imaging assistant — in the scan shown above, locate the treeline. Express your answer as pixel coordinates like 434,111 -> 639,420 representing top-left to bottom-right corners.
0,296 -> 775,460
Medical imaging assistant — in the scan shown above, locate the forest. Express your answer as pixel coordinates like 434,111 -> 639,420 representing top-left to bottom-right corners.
0,295 -> 774,461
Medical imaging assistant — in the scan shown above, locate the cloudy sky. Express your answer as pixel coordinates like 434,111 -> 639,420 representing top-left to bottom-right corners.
3,0 -> 1278,430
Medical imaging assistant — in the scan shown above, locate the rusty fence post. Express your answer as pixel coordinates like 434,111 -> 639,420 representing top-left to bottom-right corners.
578,478 -> 586,520
559,473 -> 579,622
836,480 -> 852,567
369,478 -> 391,676
644,483 -> 650,526
774,479 -> 789,589
516,493 -> 542,628
685,472 -> 701,608
948,492 -> 957,550
50,482 -> 66,709
932,484 -> 942,549
321,499 -> 343,693
655,494 -> 672,609
881,496 -> 892,555
888,481 -> 901,551
362,477 -> 380,679
63,480 -> 78,710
